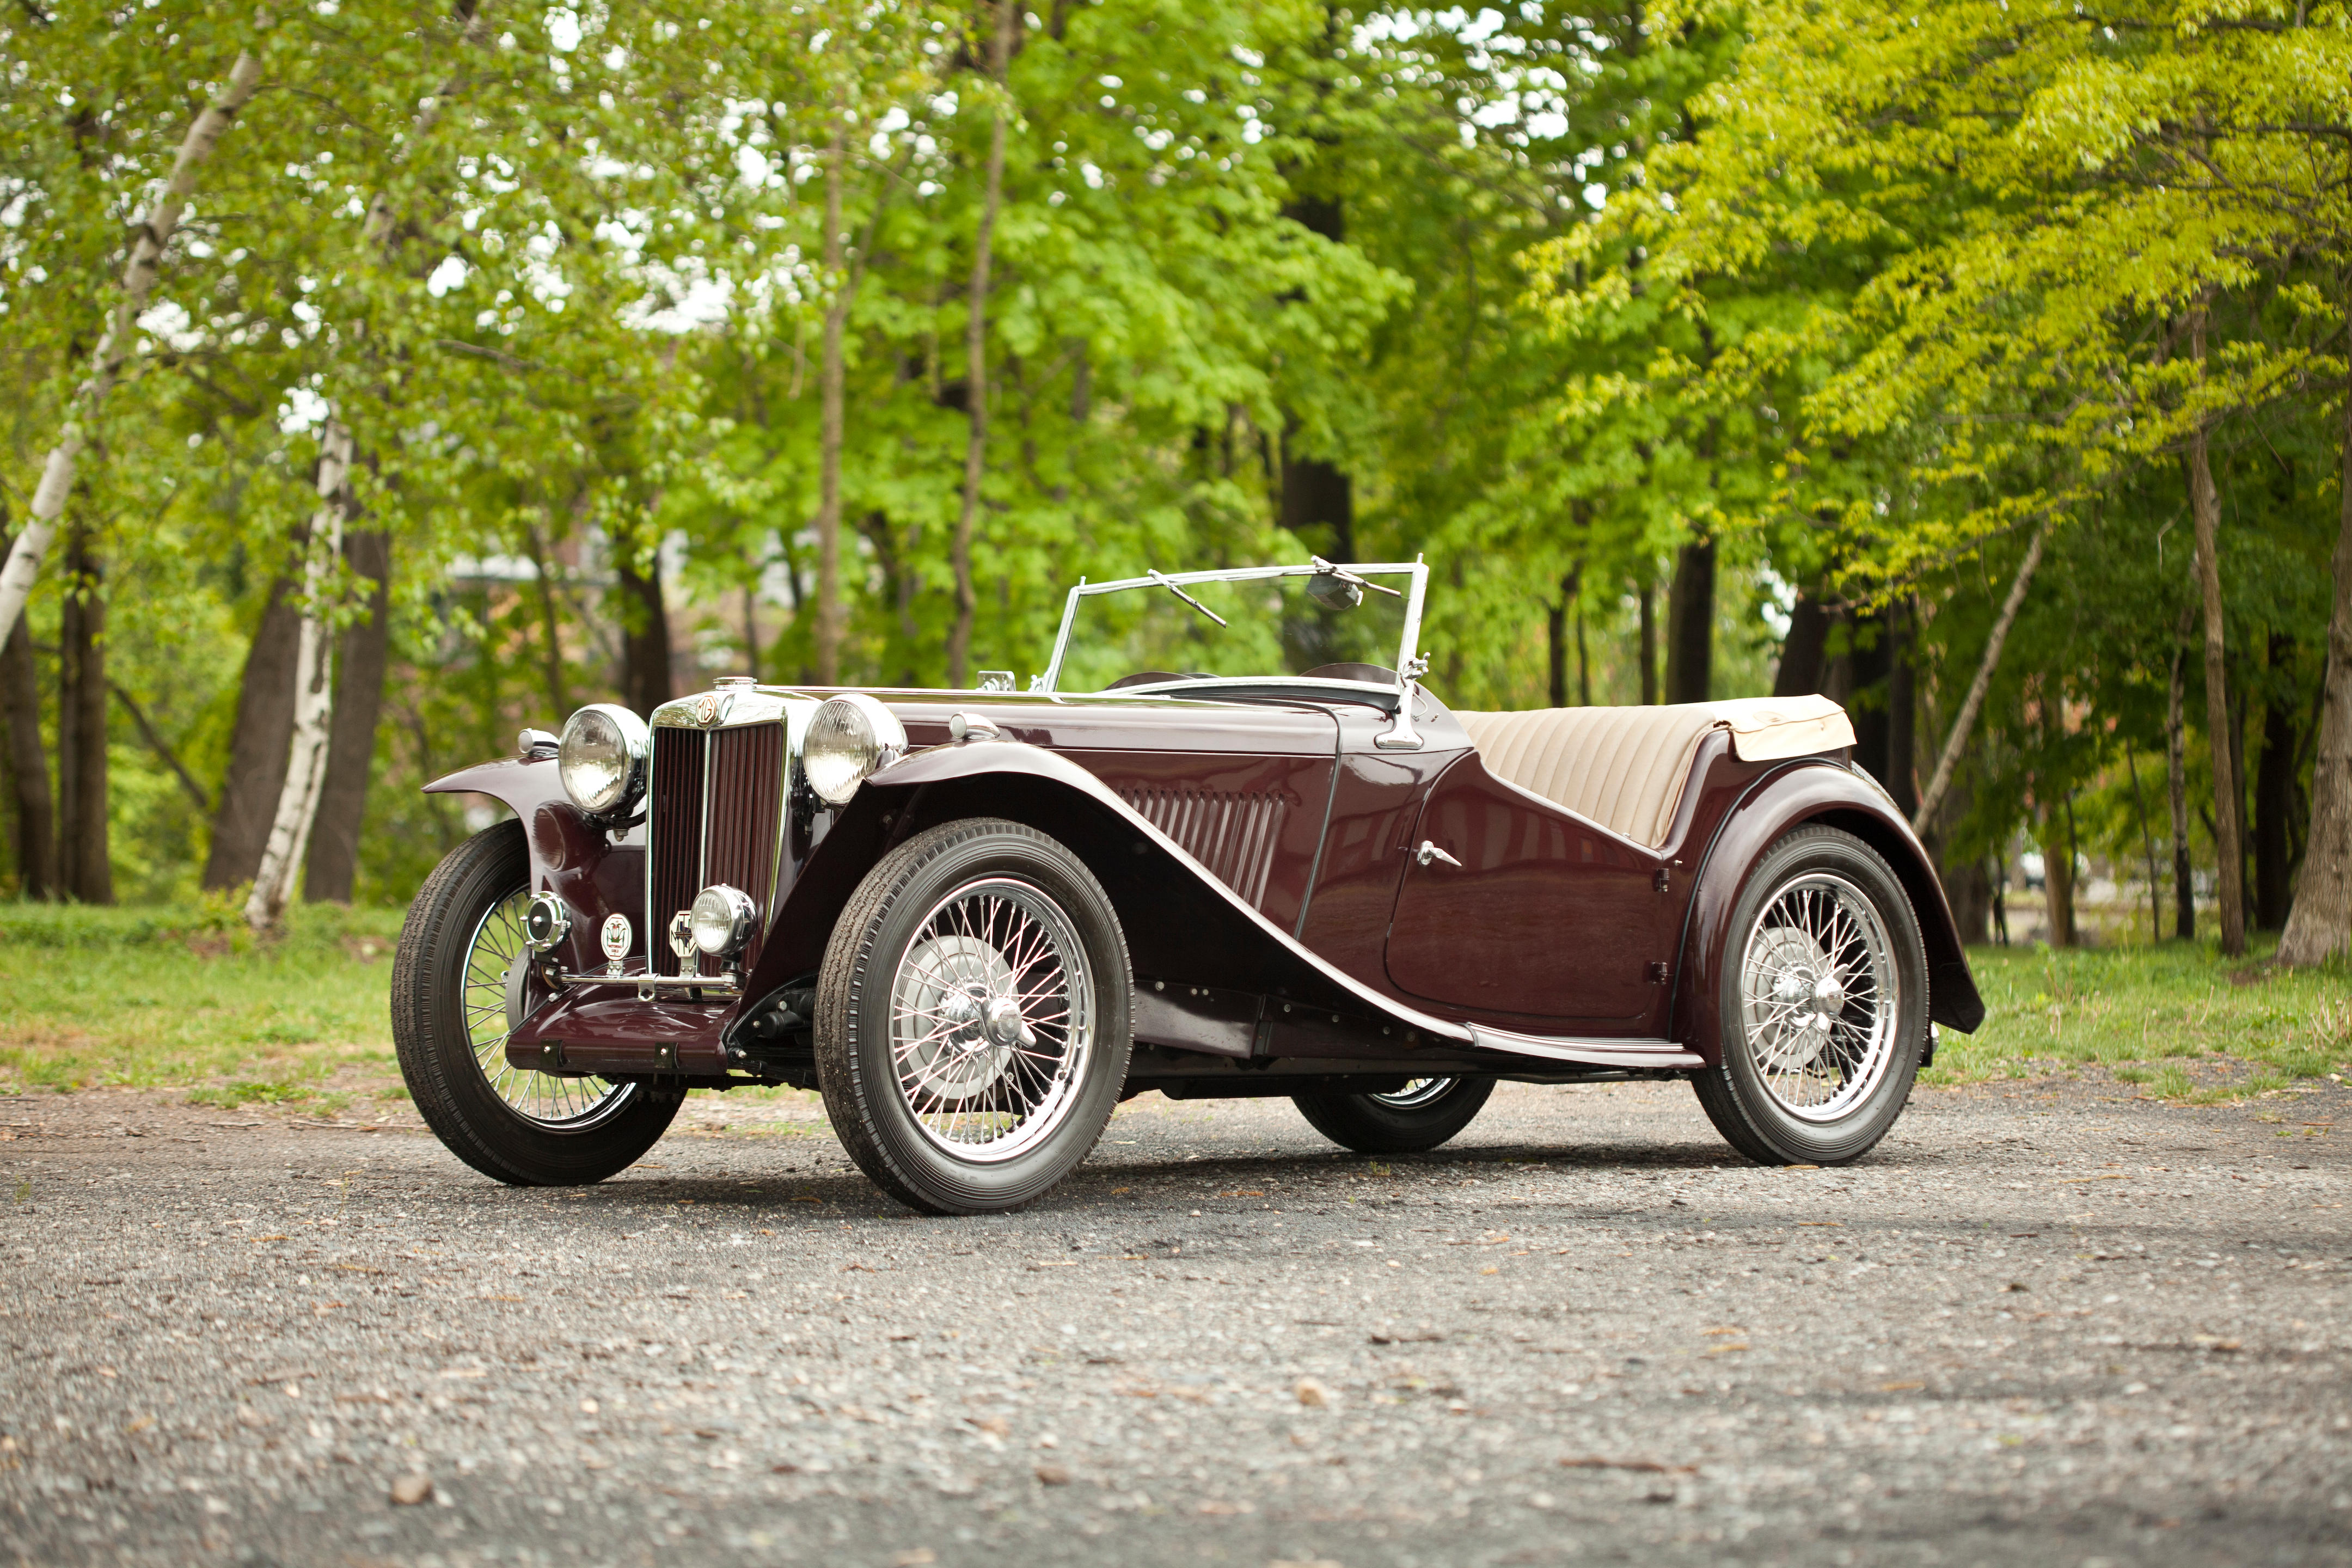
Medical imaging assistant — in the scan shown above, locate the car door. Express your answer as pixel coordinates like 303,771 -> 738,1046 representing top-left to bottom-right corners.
1384,753 -> 1666,1026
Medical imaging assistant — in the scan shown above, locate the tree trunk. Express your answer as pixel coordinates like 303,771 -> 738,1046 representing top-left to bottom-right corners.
1887,598 -> 1916,818
2126,746 -> 2162,945
741,580 -> 761,684
2186,321 -> 2246,954
1546,599 -> 1566,709
1576,595 -> 1591,706
1849,604 -> 1893,791
813,117 -> 851,687
2040,800 -> 2075,948
2167,634 -> 2195,941
304,528 -> 391,904
1913,519 -> 2049,832
617,553 -> 673,716
247,420 -> 352,930
947,0 -> 1019,689
1663,537 -> 1714,705
2278,383 -> 2352,964
56,526 -> 110,903
1637,578 -> 1658,705
1279,446 -> 1355,564
0,50 -> 266,649
1773,590 -> 1832,697
522,523 -> 571,718
1547,568 -> 1579,708
204,575 -> 302,891
2254,633 -> 2296,932
0,602 -> 57,899
1945,856 -> 1992,946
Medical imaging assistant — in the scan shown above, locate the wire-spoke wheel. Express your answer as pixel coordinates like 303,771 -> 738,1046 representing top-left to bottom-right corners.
459,887 -> 632,1130
1293,1075 -> 1494,1155
817,818 -> 1131,1215
1737,874 -> 1898,1122
1693,825 -> 1926,1166
393,819 -> 681,1186
888,879 -> 1096,1162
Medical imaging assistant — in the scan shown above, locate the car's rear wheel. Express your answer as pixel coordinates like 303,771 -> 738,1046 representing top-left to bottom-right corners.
813,818 -> 1132,1215
392,819 -> 681,1185
1690,824 -> 1926,1166
1292,1076 -> 1496,1155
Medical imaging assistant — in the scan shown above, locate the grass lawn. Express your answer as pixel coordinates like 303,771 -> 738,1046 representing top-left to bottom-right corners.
1925,939 -> 2352,1100
2,901 -> 2346,1111
0,900 -> 406,1111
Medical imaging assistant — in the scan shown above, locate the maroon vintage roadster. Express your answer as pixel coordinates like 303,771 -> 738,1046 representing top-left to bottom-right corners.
392,558 -> 1982,1214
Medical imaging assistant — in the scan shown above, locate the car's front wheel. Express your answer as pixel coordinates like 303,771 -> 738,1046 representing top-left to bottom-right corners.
813,818 -> 1132,1215
391,819 -> 681,1185
1690,824 -> 1926,1166
1293,1076 -> 1496,1154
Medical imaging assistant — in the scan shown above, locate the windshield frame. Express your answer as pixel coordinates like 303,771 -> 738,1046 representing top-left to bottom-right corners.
1041,559 -> 1430,695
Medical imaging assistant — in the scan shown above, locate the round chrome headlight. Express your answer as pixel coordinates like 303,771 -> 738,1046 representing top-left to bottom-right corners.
803,694 -> 907,806
557,703 -> 650,817
689,885 -> 757,957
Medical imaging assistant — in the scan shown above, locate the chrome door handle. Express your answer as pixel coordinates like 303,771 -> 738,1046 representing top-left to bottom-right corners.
1415,840 -> 1461,869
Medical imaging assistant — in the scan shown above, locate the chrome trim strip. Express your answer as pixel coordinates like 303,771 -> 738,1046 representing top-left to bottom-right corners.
640,724 -> 658,976
1467,1026 -> 1703,1070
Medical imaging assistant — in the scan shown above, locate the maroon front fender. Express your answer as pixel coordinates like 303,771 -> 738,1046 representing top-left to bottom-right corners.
423,757 -> 641,981
1669,762 -> 1984,1065
742,741 -> 1483,1052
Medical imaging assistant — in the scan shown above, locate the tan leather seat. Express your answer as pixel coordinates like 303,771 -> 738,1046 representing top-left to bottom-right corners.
1451,696 -> 1853,848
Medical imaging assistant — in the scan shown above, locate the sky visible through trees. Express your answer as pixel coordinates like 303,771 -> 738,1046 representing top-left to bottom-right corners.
1,2 -> 2346,963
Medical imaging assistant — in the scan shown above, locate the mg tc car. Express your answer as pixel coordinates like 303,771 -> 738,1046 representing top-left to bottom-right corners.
391,558 -> 1982,1214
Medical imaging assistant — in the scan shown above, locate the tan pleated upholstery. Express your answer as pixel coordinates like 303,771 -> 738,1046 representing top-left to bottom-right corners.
1452,696 -> 1853,849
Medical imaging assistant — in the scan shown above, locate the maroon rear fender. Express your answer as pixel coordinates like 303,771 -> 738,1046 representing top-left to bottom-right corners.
424,757 -> 641,980
1669,761 -> 1985,1064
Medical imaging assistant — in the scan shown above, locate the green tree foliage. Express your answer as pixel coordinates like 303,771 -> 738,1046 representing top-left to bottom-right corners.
1,0 -> 2344,963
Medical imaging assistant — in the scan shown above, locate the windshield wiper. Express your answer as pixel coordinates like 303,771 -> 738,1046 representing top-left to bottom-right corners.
1147,569 -> 1228,627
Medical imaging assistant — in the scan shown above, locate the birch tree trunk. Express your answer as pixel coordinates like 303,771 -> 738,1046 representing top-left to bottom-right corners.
2187,311 -> 2246,957
2167,629 -> 2195,941
946,0 -> 1019,690
1912,518 -> 2050,833
246,420 -> 351,930
2277,387 -> 2352,965
0,50 -> 265,648
813,117 -> 851,687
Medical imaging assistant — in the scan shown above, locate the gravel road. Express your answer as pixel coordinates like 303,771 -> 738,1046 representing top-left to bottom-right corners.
3,1073 -> 2348,1568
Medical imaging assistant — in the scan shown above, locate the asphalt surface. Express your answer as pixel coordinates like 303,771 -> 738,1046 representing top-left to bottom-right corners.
3,1073 -> 2348,1568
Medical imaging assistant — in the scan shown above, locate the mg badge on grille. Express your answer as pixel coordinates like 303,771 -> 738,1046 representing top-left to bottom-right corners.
691,692 -> 721,726
599,913 -> 632,977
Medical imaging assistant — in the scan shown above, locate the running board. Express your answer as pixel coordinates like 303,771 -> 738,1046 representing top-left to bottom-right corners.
1467,1026 -> 1704,1071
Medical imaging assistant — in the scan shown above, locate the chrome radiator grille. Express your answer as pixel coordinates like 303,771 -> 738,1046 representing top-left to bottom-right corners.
646,722 -> 786,977
1119,787 -> 1286,909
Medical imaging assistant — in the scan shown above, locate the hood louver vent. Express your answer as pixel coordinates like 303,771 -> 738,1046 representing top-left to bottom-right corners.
1119,787 -> 1287,910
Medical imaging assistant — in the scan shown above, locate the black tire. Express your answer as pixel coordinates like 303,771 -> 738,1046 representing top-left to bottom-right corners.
391,819 -> 681,1186
1690,824 -> 1927,1166
1293,1076 -> 1496,1155
814,817 -> 1132,1215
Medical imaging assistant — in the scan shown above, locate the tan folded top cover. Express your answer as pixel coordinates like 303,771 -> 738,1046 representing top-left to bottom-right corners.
1451,695 -> 1854,848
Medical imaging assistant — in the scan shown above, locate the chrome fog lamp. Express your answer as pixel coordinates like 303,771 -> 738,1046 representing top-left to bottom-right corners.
557,703 -> 651,817
688,885 -> 757,958
803,693 -> 907,806
522,891 -> 572,953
